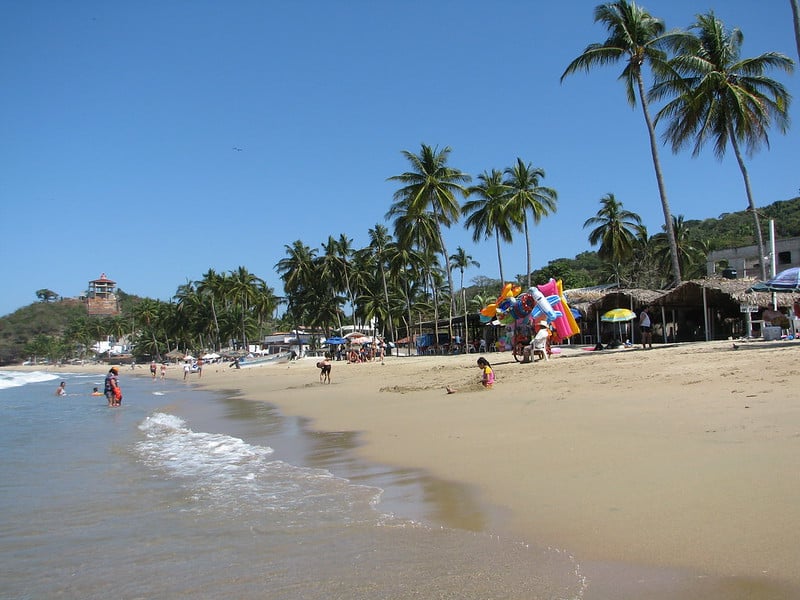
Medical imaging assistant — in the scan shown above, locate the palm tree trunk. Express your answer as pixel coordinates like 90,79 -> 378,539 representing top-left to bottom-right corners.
791,0 -> 800,62
461,270 -> 469,354
729,132 -> 768,280
494,226 -> 505,283
428,267 -> 440,352
636,73 -> 682,286
523,217 -> 532,288
435,223 -> 456,348
210,299 -> 220,350
379,261 -> 395,344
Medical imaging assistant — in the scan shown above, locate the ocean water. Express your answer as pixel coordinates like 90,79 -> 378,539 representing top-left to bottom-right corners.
0,369 -> 587,599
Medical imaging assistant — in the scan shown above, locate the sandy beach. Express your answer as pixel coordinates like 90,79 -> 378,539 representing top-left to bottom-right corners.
21,340 -> 800,598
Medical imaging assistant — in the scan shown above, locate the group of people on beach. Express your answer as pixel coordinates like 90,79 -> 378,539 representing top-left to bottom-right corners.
339,344 -> 384,364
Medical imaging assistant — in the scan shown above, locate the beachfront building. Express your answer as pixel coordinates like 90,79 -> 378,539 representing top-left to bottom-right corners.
85,273 -> 120,316
706,236 -> 800,278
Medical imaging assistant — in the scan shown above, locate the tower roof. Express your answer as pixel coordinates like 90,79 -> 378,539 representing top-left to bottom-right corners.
89,272 -> 116,284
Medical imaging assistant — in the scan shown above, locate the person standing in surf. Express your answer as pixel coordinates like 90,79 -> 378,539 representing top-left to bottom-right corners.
105,366 -> 122,407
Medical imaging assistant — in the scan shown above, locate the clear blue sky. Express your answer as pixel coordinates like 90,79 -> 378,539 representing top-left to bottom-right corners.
1,0 -> 797,317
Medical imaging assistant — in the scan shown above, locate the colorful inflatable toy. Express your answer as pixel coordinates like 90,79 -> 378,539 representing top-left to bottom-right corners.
479,279 -> 580,341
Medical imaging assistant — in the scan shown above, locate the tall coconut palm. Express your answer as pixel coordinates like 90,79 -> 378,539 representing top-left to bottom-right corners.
386,241 -> 426,350
388,185 -> 453,350
276,240 -> 318,334
334,234 -> 357,328
228,267 -> 264,351
462,169 -> 514,283
132,298 -> 164,359
583,193 -> 643,282
503,158 -> 558,288
319,236 -> 347,332
387,144 -> 471,330
196,269 -> 224,350
449,246 -> 480,353
650,11 -> 794,281
368,224 -> 396,343
561,0 -> 683,286
651,215 -> 703,279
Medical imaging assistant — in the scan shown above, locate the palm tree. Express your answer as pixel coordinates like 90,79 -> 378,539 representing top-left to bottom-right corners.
503,158 -> 558,288
650,11 -> 794,281
228,267 -> 264,351
368,224 -> 396,343
196,269 -> 224,349
561,0 -> 683,286
462,169 -> 514,283
335,234 -> 356,328
276,240 -> 318,335
319,236 -> 347,332
387,144 -> 471,334
651,215 -> 703,279
386,241 -> 426,350
389,208 -> 446,349
583,193 -> 643,282
449,246 -> 480,353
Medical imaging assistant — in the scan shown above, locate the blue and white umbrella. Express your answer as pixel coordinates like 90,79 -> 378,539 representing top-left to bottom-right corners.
748,267 -> 800,292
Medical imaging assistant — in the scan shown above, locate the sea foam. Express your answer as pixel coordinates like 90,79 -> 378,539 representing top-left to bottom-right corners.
0,370 -> 60,390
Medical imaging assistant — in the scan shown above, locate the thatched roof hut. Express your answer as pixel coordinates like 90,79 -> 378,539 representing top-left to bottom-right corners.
651,277 -> 795,341
653,277 -> 794,310
565,277 -> 796,343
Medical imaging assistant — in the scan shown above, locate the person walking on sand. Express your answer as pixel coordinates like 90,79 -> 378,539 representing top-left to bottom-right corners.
104,366 -> 122,407
56,381 -> 67,396
477,357 -> 495,389
639,308 -> 653,350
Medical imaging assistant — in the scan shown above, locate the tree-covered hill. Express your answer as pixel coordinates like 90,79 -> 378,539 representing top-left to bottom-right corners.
0,291 -> 141,365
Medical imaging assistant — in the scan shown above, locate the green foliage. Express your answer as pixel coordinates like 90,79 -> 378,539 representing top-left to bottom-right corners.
2,198 -> 799,364
0,300 -> 87,363
35,289 -> 59,302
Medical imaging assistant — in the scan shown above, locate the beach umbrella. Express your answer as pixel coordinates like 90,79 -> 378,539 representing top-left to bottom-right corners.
601,308 -> 636,342
601,308 -> 636,322
748,267 -> 800,292
325,336 -> 347,345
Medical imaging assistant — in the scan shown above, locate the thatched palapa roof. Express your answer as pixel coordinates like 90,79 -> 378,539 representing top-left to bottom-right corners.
654,277 -> 795,310
564,277 -> 794,323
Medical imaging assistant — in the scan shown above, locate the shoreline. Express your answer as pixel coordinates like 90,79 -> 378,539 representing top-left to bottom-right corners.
10,340 -> 800,597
